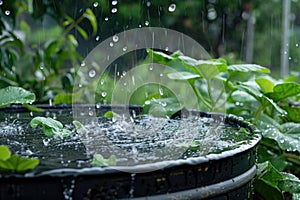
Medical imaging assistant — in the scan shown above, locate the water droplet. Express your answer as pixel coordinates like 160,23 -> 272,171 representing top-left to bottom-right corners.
280,139 -> 285,144
111,8 -> 117,13
284,51 -> 287,55
100,79 -> 104,85
161,102 -> 167,107
96,103 -> 101,108
289,57 -> 292,60
89,69 -> 96,78
159,88 -> 164,95
122,46 -> 128,51
112,0 -> 118,5
145,21 -> 149,26
89,110 -> 93,116
168,4 -> 176,12
43,138 -> 50,146
149,65 -> 153,70
165,47 -> 169,51
122,71 -> 126,76
81,62 -> 85,67
109,42 -> 114,47
40,65 -> 44,70
0,1 -> 3,5
101,91 -> 107,97
207,8 -> 217,20
79,84 -> 83,88
95,35 -> 100,41
104,17 -> 109,21
112,35 -> 119,42
123,82 -> 127,86
5,10 -> 10,15
296,44 -> 299,47
160,73 -> 163,77
146,1 -> 151,7
93,2 -> 99,7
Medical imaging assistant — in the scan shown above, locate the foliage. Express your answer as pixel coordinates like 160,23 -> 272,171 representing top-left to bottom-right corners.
147,49 -> 300,199
0,86 -> 35,107
0,145 -> 39,173
30,117 -> 72,137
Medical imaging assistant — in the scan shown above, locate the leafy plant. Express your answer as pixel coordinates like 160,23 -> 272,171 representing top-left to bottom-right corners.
0,86 -> 35,107
30,117 -> 72,137
147,49 -> 300,199
0,145 -> 39,173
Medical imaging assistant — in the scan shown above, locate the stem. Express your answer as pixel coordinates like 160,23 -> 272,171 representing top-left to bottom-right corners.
190,81 -> 212,110
253,104 -> 265,125
207,79 -> 215,110
63,14 -> 85,36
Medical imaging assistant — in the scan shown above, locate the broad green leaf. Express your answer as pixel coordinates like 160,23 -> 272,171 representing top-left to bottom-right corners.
30,117 -> 72,137
281,122 -> 300,134
53,93 -> 73,105
92,154 -> 116,166
83,9 -> 97,35
261,96 -> 287,115
167,72 -> 200,80
269,82 -> 300,101
16,157 -> 39,172
231,90 -> 256,102
263,127 -> 300,152
228,64 -> 270,73
179,55 -> 227,80
147,49 -> 173,64
0,86 -> 36,107
236,82 -> 262,101
0,145 -> 11,161
278,172 -> 300,193
255,78 -> 274,93
103,111 -> 121,118
254,179 -> 284,200
282,106 -> 300,123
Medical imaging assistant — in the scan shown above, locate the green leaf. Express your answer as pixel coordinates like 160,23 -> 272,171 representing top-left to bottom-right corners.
73,120 -> 88,135
278,172 -> 300,193
254,179 -> 284,200
83,8 -> 97,35
167,72 -> 200,80
143,98 -> 181,117
263,127 -> 300,152
16,157 -> 39,172
228,64 -> 270,73
269,82 -> 300,101
30,117 -> 72,137
179,55 -> 227,80
0,145 -> 11,161
92,154 -> 116,166
261,96 -> 287,115
53,93 -> 73,105
0,86 -> 36,108
282,106 -> 300,123
147,49 -> 173,64
255,77 -> 274,93
23,103 -> 45,112
103,111 -> 121,118
231,90 -> 256,102
293,193 -> 300,200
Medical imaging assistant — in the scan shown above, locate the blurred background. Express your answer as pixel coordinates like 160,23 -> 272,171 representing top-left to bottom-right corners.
1,0 -> 300,102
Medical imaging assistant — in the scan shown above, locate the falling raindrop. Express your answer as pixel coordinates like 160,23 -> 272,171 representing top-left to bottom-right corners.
111,8 -> 117,13
159,88 -> 164,95
165,47 -> 169,51
101,92 -> 107,97
104,17 -> 109,21
168,4 -> 176,12
122,71 -> 126,76
113,35 -> 119,42
146,1 -> 151,7
138,24 -> 142,28
109,42 -> 114,47
122,46 -> 128,51
81,62 -> 86,67
145,21 -> 149,26
89,111 -> 93,116
79,84 -> 82,88
296,44 -> 299,47
5,10 -> 10,15
43,138 -> 50,146
289,57 -> 292,60
207,8 -> 217,20
112,0 -> 118,5
160,73 -> 163,77
93,2 -> 99,7
40,65 -> 44,70
89,69 -> 96,78
95,36 -> 100,41
0,1 -> 3,6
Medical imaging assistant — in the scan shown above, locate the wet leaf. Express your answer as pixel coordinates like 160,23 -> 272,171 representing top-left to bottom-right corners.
0,145 -> 11,161
255,77 -> 274,93
30,117 -> 72,137
0,86 -> 36,108
53,93 -> 73,105
76,25 -> 88,40
231,90 -> 256,102
147,49 -> 173,64
103,111 -> 121,118
263,127 -> 300,152
167,71 -> 200,80
281,106 -> 300,123
278,172 -> 300,193
228,64 -> 270,73
268,82 -> 300,101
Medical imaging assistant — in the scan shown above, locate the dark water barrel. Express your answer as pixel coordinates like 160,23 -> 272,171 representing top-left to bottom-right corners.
0,105 -> 260,200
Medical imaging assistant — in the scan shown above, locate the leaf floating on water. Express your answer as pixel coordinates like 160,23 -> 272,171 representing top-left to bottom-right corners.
92,154 -> 116,167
